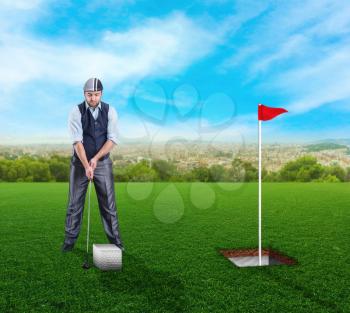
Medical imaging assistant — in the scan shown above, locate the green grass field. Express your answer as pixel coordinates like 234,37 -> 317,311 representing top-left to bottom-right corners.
0,182 -> 349,313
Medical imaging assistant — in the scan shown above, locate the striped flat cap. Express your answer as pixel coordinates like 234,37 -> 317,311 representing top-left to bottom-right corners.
83,78 -> 103,92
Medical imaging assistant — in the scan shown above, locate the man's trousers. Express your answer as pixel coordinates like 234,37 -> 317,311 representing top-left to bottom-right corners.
63,156 -> 123,247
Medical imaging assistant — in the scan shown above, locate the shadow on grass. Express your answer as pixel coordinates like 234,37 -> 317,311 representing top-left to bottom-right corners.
215,244 -> 339,313
72,248 -> 187,313
262,268 -> 341,313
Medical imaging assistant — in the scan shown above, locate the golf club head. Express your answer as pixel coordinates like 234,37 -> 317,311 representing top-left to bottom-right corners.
82,261 -> 90,270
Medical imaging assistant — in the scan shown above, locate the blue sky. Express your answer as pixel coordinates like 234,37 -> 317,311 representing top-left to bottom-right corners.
1,0 -> 350,145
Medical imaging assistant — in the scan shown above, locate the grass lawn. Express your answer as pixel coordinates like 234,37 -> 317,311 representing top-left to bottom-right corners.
0,182 -> 349,313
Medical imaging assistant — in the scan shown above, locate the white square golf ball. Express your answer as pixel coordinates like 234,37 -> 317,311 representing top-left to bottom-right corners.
93,244 -> 122,271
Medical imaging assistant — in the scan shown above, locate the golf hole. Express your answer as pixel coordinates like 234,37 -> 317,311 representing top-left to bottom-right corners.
219,248 -> 297,268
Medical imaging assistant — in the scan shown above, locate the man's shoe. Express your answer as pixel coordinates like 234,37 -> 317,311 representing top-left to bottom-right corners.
61,243 -> 74,252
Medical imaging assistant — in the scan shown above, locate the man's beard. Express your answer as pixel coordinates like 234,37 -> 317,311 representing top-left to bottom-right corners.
87,100 -> 99,106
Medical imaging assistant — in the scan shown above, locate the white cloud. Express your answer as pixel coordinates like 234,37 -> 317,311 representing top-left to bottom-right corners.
274,46 -> 350,113
0,0 -> 44,10
0,9 -> 230,147
6,1 -> 342,144
0,8 -> 237,143
102,12 -> 223,78
0,0 -> 48,33
0,12 -> 223,92
249,34 -> 308,75
221,0 -> 350,114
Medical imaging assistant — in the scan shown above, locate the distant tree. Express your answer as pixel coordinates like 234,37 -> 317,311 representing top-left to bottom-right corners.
279,156 -> 324,182
345,167 -> 350,182
244,162 -> 258,182
263,170 -> 280,182
15,162 -> 27,179
182,171 -> 196,182
113,166 -> 130,182
209,164 -> 225,182
49,161 -> 69,182
1,152 -> 350,183
6,167 -> 17,182
128,161 -> 159,182
0,161 -> 8,180
324,165 -> 346,182
168,173 -> 186,182
152,159 -> 177,181
227,158 -> 245,182
191,166 -> 211,182
323,175 -> 340,182
230,158 -> 258,182
314,174 -> 340,183
25,176 -> 34,182
32,162 -> 51,182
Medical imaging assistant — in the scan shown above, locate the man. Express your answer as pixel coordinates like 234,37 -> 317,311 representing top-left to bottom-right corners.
62,78 -> 124,252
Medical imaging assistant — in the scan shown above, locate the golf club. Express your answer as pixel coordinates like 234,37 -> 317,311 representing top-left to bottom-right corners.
82,178 -> 92,270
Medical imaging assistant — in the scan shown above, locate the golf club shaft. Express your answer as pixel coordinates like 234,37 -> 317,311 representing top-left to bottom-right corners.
86,179 -> 92,254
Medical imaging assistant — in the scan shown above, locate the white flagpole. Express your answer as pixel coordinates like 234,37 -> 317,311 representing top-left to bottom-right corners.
258,116 -> 262,266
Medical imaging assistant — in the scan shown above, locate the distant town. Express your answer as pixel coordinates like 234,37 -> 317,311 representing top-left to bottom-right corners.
1,141 -> 349,172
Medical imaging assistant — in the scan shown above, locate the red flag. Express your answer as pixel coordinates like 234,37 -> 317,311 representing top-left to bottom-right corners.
258,104 -> 288,121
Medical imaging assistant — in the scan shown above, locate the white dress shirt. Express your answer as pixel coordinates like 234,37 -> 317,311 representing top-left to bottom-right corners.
68,101 -> 119,149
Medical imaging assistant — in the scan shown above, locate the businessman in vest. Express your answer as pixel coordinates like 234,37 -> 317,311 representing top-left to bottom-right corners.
62,78 -> 124,252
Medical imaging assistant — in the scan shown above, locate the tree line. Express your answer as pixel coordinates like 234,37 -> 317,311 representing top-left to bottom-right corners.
0,155 -> 349,183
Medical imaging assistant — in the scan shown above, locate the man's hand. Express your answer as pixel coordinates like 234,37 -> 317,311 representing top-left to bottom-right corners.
91,140 -> 115,165
89,157 -> 98,171
85,166 -> 94,180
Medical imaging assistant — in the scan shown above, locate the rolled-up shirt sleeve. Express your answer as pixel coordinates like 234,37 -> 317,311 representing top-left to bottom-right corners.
107,106 -> 119,145
68,106 -> 83,145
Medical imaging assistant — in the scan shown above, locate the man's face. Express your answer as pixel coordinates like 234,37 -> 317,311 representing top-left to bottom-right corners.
84,91 -> 102,107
